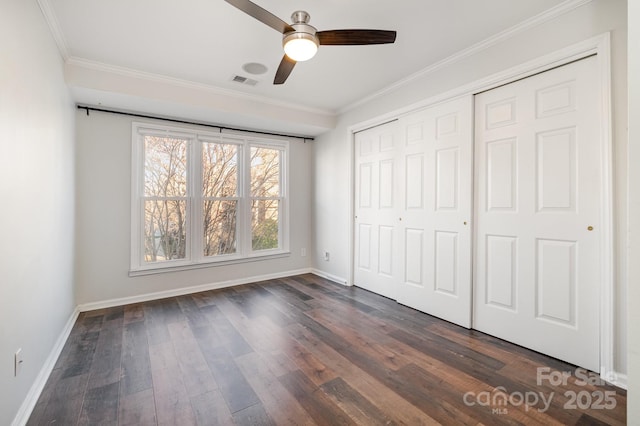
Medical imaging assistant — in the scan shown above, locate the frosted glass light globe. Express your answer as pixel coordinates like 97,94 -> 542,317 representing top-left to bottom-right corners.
283,35 -> 318,62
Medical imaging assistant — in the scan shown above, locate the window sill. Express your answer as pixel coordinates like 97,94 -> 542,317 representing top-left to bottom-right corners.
129,251 -> 291,277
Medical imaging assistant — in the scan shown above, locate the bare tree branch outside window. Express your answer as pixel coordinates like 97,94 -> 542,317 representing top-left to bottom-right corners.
250,146 -> 281,251
202,142 -> 239,256
143,136 -> 187,262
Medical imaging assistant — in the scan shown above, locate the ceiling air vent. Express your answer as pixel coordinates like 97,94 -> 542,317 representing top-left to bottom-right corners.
231,75 -> 258,86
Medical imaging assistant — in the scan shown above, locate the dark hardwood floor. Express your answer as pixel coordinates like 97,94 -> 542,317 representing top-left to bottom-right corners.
27,274 -> 626,425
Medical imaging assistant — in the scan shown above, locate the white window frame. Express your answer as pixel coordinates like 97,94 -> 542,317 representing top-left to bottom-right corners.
130,122 -> 290,276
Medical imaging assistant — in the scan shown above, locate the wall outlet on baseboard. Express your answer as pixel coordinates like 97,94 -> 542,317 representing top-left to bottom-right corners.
15,348 -> 23,377
323,251 -> 330,261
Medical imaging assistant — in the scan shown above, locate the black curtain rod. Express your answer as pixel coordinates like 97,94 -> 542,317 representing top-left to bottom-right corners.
76,105 -> 315,142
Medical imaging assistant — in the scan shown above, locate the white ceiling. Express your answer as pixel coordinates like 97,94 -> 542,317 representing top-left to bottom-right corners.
40,0 -> 570,136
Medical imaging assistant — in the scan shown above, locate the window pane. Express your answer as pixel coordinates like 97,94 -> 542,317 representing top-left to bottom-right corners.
250,147 -> 280,197
144,136 -> 187,197
144,200 -> 187,262
203,200 -> 237,256
203,143 -> 238,197
252,199 -> 279,251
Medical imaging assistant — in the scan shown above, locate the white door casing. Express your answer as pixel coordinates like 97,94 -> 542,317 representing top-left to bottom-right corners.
473,56 -> 601,371
396,96 -> 474,328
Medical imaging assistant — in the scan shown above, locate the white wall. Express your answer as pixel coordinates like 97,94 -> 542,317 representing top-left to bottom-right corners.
0,1 -> 76,424
627,0 -> 639,421
313,0 -> 629,375
74,110 -> 313,305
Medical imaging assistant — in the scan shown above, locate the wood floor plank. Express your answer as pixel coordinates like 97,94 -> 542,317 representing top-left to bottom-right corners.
231,403 -> 276,426
151,364 -> 197,425
176,295 -> 210,329
190,290 -> 217,308
147,339 -> 197,424
278,370 -> 355,426
200,304 -> 254,357
283,277 -> 377,315
61,329 -> 100,379
266,279 -> 314,301
123,303 -> 145,324
229,287 -> 296,327
86,322 -> 123,390
29,274 -> 627,425
30,373 -> 89,425
214,296 -> 282,353
235,352 -> 317,426
77,381 -> 120,425
280,332 -> 338,386
320,377 -> 397,426
118,388 -> 157,426
190,390 -> 234,425
121,321 -> 153,396
144,299 -> 180,346
104,306 -> 125,323
390,328 -> 506,376
194,328 -> 262,414
304,308 -> 409,371
167,321 -> 219,397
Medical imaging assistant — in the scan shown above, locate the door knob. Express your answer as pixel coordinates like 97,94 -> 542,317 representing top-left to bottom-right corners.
588,226 -> 594,231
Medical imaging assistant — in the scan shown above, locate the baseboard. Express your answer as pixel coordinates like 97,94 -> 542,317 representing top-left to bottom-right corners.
608,372 -> 628,390
11,307 -> 80,426
311,269 -> 349,286
77,268 -> 314,312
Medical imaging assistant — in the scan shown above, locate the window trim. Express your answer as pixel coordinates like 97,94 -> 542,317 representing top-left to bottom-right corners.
130,122 -> 290,275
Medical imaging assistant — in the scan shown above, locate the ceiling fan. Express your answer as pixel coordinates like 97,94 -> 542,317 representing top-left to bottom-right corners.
224,0 -> 397,84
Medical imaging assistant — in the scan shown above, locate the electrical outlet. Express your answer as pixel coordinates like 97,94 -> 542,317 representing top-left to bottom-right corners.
15,348 -> 23,377
301,248 -> 306,257
323,251 -> 330,261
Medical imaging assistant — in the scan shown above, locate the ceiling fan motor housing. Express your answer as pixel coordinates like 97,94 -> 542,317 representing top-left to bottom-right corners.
282,11 -> 319,61
283,12 -> 318,45
290,10 -> 311,25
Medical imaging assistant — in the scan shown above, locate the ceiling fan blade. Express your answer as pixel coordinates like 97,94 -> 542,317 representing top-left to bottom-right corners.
317,29 -> 397,45
274,55 -> 297,85
224,0 -> 293,34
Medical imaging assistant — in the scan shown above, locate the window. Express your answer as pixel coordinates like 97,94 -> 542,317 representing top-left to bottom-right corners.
131,123 -> 289,274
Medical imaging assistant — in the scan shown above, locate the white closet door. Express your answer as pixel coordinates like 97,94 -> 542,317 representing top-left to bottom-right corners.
354,121 -> 401,299
474,56 -> 601,371
396,96 -> 473,328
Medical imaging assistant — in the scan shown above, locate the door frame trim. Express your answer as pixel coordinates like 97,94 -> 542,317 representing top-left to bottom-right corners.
347,32 -> 616,384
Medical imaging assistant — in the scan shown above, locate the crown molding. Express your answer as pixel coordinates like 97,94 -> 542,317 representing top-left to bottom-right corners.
66,57 -> 336,117
339,0 -> 594,114
37,0 -> 70,60
37,0 -> 335,118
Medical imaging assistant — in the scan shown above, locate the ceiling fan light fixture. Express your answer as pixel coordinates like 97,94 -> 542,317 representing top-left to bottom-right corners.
224,0 -> 397,84
283,32 -> 318,62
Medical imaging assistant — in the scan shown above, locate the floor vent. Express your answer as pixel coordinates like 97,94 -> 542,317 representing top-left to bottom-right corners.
231,75 -> 258,86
